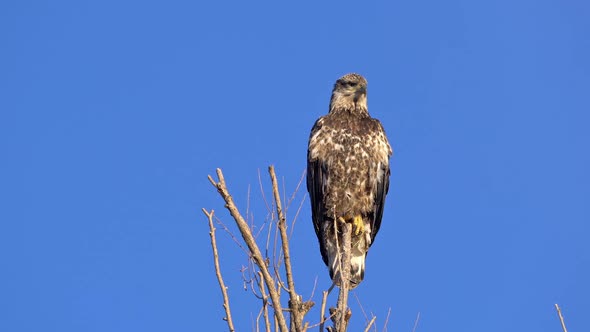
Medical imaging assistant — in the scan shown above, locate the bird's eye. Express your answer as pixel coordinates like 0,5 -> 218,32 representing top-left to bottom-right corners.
349,82 -> 358,87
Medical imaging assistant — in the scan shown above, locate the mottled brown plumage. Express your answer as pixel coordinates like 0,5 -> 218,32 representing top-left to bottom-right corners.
307,73 -> 392,288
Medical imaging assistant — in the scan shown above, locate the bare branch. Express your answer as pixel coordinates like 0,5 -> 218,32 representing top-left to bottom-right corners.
286,169 -> 307,211
383,308 -> 392,332
555,304 -> 568,332
318,290 -> 330,332
363,316 -> 377,332
213,215 -> 249,255
208,169 -> 289,332
202,209 -> 235,332
269,166 -> 297,295
284,169 -> 307,240
308,276 -> 319,303
265,204 -> 274,259
289,192 -> 308,240
337,222 -> 353,331
246,183 -> 252,227
304,286 -> 337,331
303,321 -> 310,332
329,222 -> 352,332
270,165 -> 313,331
410,311 -> 420,332
207,175 -> 217,186
258,168 -> 272,217
273,263 -> 289,293
258,272 -> 272,332
243,265 -> 263,299
353,292 -> 370,327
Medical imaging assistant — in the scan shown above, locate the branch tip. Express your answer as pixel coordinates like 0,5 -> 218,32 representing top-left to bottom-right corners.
207,174 -> 217,186
363,316 -> 377,332
555,304 -> 568,332
204,206 -> 235,332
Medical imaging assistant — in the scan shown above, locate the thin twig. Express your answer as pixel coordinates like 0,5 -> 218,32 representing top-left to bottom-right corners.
265,203 -> 274,258
258,272 -> 271,332
256,304 -> 263,332
202,209 -> 235,332
555,304 -> 568,332
254,219 -> 268,240
272,207 -> 280,270
258,168 -> 272,216
270,166 -> 297,294
270,165 -> 309,331
246,183 -> 252,228
274,263 -> 289,293
319,290 -> 330,332
306,291 -> 336,332
286,169 -> 307,210
244,264 -> 263,299
208,170 -> 289,332
282,175 -> 287,218
410,311 -> 420,332
354,292 -> 370,327
303,321 -> 310,332
289,192 -> 308,240
307,276 -> 319,304
363,316 -> 377,332
383,308 -> 392,332
213,215 -> 249,255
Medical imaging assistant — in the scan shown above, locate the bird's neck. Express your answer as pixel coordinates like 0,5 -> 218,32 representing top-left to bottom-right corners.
329,105 -> 369,118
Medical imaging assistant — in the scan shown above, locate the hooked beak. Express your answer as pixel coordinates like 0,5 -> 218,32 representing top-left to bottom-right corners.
353,86 -> 367,102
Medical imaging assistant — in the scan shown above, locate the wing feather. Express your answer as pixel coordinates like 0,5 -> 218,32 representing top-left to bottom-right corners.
368,120 -> 392,246
307,118 -> 330,265
370,161 -> 390,245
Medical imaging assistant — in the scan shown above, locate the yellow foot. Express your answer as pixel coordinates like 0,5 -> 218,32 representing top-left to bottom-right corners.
352,215 -> 364,235
337,215 -> 364,235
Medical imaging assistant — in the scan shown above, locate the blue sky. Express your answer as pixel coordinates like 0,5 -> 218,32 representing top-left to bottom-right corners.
2,0 -> 589,331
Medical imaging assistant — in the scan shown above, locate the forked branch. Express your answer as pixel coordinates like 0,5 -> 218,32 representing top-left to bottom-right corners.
208,169 -> 289,332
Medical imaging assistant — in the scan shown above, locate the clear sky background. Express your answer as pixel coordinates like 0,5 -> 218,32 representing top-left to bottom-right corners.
2,0 -> 589,331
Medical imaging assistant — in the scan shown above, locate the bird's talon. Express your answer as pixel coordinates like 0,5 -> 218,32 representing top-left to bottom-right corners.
337,216 -> 364,234
353,215 -> 364,235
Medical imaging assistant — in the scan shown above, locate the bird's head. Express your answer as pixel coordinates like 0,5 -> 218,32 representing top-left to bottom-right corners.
329,73 -> 368,114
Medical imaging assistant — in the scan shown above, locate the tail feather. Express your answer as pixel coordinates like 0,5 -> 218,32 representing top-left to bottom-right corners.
322,216 -> 372,289
328,251 -> 366,289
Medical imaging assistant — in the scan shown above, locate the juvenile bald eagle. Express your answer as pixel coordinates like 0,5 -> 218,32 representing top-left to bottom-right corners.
307,73 -> 392,288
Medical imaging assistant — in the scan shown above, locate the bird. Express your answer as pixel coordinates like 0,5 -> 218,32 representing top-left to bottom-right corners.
307,73 -> 392,289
